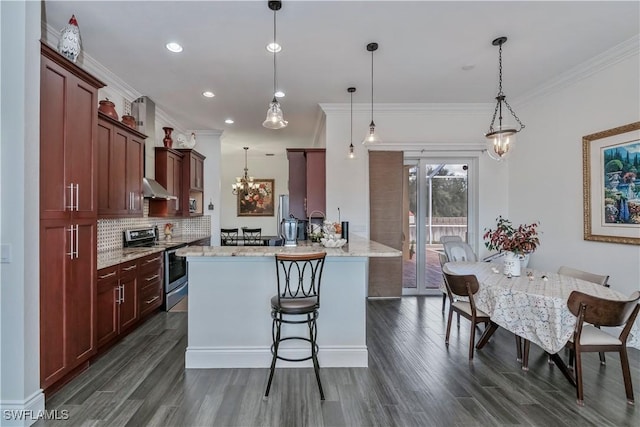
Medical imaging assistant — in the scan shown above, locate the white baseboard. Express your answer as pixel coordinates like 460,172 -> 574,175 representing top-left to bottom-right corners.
185,345 -> 368,369
0,390 -> 45,427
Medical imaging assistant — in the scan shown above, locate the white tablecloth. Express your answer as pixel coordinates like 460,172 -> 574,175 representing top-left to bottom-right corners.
443,262 -> 639,353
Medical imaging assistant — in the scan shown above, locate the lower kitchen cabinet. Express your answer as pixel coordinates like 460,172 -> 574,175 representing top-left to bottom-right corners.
40,219 -> 97,390
96,259 -> 139,349
138,253 -> 164,317
96,253 -> 163,350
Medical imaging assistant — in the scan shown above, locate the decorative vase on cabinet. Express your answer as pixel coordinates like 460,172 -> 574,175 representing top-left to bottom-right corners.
162,127 -> 174,148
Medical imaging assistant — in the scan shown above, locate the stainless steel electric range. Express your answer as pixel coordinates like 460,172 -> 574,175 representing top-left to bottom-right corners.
123,227 -> 188,311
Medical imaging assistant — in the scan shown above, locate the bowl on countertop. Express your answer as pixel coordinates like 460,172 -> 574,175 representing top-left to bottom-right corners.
320,237 -> 347,248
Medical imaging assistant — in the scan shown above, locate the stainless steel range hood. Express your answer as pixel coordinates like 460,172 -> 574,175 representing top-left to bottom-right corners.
143,177 -> 177,200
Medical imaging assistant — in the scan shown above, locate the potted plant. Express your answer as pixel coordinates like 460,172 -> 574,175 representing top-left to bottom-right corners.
483,216 -> 540,276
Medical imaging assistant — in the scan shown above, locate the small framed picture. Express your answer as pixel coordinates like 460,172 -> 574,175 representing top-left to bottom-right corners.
237,179 -> 275,217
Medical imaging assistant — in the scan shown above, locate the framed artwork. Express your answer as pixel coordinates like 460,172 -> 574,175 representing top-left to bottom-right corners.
237,179 -> 275,216
583,121 -> 640,245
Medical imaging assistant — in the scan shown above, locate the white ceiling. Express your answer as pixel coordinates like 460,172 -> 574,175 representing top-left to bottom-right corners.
43,1 -> 639,155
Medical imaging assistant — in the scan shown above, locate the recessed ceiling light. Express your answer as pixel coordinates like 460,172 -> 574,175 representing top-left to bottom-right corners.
166,42 -> 183,53
202,91 -> 215,98
266,42 -> 281,53
225,119 -> 234,124
274,91 -> 285,98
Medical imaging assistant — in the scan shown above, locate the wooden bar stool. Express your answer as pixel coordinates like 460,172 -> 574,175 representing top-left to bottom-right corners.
264,252 -> 327,400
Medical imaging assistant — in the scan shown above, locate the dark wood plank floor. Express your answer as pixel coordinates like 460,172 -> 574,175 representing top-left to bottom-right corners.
36,297 -> 639,426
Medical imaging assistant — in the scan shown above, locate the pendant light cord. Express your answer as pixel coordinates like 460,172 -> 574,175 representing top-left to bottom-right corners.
370,49 -> 374,124
350,90 -> 354,143
273,8 -> 277,98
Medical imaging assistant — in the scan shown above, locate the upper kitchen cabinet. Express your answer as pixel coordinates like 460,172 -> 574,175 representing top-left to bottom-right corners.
97,112 -> 146,217
149,147 -> 184,217
177,149 -> 206,216
287,148 -> 326,219
40,43 -> 104,221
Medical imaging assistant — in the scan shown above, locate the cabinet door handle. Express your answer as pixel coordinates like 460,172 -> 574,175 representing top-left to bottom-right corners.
145,274 -> 159,281
67,184 -> 75,211
74,224 -> 79,258
175,198 -> 179,211
99,271 -> 117,279
116,284 -> 122,304
145,295 -> 160,304
67,226 -> 74,258
121,284 -> 125,302
145,256 -> 162,264
75,184 -> 79,211
122,265 -> 137,271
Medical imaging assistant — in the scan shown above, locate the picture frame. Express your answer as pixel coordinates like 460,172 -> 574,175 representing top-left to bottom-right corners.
237,178 -> 275,217
583,122 -> 640,245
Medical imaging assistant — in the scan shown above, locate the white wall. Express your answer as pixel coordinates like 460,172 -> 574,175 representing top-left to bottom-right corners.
190,130 -> 222,244
0,0 -> 45,423
508,48 -> 640,297
219,147 -> 289,236
321,104 -> 508,252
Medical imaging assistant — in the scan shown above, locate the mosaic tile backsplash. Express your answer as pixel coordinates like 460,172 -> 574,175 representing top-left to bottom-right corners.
98,200 -> 211,252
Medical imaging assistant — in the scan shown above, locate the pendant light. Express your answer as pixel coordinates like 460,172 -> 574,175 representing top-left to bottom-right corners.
485,36 -> 525,161
263,1 -> 288,129
348,87 -> 356,158
232,147 -> 257,195
362,42 -> 381,145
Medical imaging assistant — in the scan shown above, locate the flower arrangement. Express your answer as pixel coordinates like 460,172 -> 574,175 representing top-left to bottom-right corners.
483,216 -> 540,255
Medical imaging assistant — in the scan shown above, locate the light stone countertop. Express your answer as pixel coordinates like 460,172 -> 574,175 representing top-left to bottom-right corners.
176,235 -> 401,258
98,233 -> 211,270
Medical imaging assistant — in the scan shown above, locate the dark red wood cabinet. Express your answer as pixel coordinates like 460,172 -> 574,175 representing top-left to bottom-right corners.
177,149 -> 206,216
97,113 -> 145,217
287,148 -> 326,219
39,43 -> 105,391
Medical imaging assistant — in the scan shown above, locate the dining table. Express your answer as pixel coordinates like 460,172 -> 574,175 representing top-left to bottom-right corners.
442,261 -> 640,385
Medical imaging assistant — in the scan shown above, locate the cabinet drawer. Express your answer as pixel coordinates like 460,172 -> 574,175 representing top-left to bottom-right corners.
139,271 -> 162,292
119,259 -> 138,278
139,282 -> 163,316
139,253 -> 163,272
97,266 -> 119,284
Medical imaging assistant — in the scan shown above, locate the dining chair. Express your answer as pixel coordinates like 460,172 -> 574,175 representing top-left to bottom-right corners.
439,235 -> 463,313
442,272 -> 493,360
220,228 -> 238,246
442,240 -> 478,263
242,228 -> 263,246
565,290 -> 640,406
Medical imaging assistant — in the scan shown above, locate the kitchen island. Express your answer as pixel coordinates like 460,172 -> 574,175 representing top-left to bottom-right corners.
176,236 -> 400,369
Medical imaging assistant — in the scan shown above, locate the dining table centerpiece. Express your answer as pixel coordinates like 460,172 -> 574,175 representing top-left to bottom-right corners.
483,216 -> 540,276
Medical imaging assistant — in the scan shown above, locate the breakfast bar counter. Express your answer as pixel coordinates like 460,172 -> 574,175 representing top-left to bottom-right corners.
176,236 -> 400,369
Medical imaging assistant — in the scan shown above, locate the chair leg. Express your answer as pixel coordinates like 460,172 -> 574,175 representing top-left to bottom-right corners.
308,313 -> 324,400
619,347 -> 635,405
445,308 -> 453,345
264,314 -> 281,398
568,349 -> 574,370
515,336 -> 522,362
469,320 -> 477,360
575,349 -> 584,406
599,351 -> 606,365
522,339 -> 530,371
441,292 -> 447,313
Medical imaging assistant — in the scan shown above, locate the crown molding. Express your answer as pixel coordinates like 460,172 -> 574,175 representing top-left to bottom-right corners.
312,106 -> 326,147
514,35 -> 640,107
44,23 -> 209,133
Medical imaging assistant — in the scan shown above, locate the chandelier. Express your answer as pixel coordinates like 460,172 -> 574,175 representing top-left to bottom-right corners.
262,0 -> 288,129
485,36 -> 525,161
232,147 -> 258,195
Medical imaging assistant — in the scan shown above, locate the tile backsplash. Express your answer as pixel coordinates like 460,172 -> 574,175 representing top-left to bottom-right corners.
98,200 -> 211,251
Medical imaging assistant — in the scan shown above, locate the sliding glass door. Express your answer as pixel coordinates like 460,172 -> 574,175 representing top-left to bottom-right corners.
402,157 -> 476,295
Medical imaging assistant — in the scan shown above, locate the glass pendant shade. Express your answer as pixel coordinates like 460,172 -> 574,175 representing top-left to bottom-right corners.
485,124 -> 517,161
262,97 -> 288,129
363,121 -> 382,144
349,143 -> 355,159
